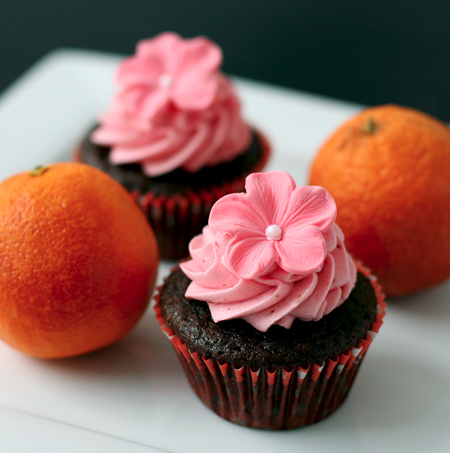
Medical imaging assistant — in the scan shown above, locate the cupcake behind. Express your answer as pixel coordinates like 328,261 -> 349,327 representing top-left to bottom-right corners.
76,32 -> 271,260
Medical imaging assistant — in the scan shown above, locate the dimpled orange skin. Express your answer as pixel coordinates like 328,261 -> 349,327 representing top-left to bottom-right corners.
0,163 -> 159,358
309,105 -> 450,297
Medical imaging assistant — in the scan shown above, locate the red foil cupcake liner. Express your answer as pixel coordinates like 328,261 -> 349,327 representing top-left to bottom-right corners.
154,262 -> 386,430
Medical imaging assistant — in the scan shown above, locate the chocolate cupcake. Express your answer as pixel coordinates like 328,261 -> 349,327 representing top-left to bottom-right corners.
76,32 -> 271,260
155,170 -> 385,429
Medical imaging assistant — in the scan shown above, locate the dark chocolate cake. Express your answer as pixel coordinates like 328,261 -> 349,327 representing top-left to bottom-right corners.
158,266 -> 377,368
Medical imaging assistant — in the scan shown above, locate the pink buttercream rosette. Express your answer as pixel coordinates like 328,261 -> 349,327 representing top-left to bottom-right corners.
154,171 -> 386,429
91,32 -> 251,177
181,171 -> 357,331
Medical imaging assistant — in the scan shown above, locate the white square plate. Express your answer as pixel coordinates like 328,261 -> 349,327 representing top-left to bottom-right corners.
0,49 -> 449,452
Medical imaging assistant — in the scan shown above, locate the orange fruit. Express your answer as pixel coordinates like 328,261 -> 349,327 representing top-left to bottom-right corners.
0,163 -> 159,358
309,104 -> 450,297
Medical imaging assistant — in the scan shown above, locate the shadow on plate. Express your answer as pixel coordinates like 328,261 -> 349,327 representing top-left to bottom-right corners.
339,350 -> 450,431
386,279 -> 450,323
32,309 -> 183,386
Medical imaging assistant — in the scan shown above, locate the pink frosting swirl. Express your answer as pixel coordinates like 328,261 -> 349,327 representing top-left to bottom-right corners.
180,171 -> 357,332
91,32 -> 251,177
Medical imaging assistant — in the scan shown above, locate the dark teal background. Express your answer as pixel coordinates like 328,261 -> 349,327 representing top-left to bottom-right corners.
1,1 -> 449,120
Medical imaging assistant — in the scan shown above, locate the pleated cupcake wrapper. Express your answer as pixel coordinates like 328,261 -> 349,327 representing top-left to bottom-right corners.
154,262 -> 386,429
132,181 -> 243,260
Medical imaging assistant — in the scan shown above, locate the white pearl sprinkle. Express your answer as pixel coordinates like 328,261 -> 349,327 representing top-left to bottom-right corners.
265,224 -> 282,241
159,74 -> 173,87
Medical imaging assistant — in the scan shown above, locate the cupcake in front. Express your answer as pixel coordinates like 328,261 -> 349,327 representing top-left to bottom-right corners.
76,32 -> 270,260
155,170 -> 385,429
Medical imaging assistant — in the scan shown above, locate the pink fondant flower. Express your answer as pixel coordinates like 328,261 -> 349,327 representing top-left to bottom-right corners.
115,32 -> 222,119
209,171 -> 337,279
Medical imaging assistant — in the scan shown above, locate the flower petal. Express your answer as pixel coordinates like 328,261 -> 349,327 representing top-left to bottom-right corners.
245,171 -> 296,225
176,35 -> 222,76
275,225 -> 327,275
224,232 -> 276,279
116,56 -> 164,87
281,185 -> 337,232
209,192 -> 268,235
136,32 -> 181,54
135,32 -> 182,74
171,73 -> 218,110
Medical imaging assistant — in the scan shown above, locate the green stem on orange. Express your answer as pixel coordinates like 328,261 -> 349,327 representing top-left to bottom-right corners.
363,117 -> 376,134
29,165 -> 49,176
